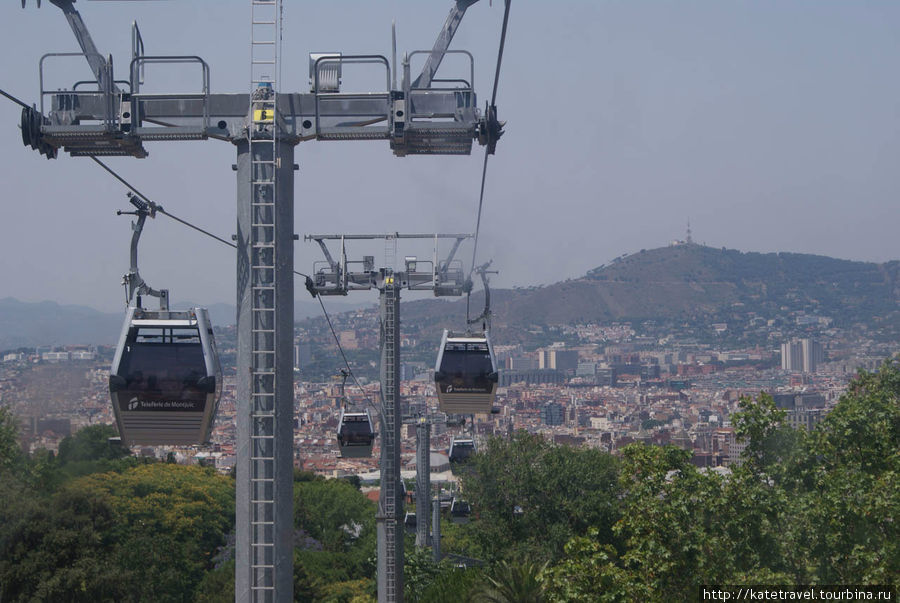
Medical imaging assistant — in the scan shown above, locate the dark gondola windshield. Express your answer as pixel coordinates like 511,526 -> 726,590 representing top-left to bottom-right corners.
451,500 -> 471,515
450,441 -> 475,462
439,342 -> 494,394
339,416 -> 374,445
114,342 -> 209,412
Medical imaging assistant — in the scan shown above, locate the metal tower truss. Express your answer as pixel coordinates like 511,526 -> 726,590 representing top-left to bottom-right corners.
377,276 -> 402,603
415,417 -> 431,549
304,233 -> 473,601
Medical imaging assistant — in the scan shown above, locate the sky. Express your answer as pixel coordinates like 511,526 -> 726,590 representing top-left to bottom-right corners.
0,1 -> 898,312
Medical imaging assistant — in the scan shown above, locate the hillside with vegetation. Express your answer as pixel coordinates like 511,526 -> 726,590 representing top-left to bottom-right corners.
398,244 -> 899,344
1,360 -> 897,601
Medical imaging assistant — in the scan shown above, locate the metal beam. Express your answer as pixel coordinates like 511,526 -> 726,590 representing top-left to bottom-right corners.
306,233 -> 471,240
412,0 -> 481,89
415,418 -> 430,549
47,0 -> 118,92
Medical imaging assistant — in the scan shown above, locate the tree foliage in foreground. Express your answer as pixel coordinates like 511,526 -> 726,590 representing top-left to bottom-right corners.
540,359 -> 900,601
3,358 -> 897,600
458,430 -> 621,563
0,462 -> 234,602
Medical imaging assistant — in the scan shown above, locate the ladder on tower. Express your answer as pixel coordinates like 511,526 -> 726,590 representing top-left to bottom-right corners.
249,0 -> 279,599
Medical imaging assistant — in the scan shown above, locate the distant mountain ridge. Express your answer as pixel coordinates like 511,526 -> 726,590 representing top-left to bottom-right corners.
400,244 -> 900,331
0,297 -> 371,350
0,298 -> 121,350
3,246 -> 897,349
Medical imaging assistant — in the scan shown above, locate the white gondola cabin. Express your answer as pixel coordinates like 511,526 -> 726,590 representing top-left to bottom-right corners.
434,330 -> 498,414
337,408 -> 376,458
109,306 -> 222,447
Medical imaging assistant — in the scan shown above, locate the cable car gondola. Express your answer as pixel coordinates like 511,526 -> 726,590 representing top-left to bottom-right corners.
404,511 -> 417,534
108,193 -> 222,447
448,436 -> 476,464
109,305 -> 222,446
337,408 -> 376,458
449,498 -> 472,524
434,330 -> 498,414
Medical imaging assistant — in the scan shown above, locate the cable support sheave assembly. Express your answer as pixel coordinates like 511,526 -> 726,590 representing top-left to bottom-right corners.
466,0 -> 511,326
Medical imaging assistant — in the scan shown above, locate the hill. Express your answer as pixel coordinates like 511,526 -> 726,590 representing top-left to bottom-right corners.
4,245 -> 898,349
401,244 -> 900,334
0,297 -> 371,350
0,298 -> 121,350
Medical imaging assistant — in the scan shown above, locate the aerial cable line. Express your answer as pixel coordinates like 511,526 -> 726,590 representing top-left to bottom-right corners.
0,87 -> 31,110
89,157 -> 247,256
0,91 -> 259,273
89,156 -> 372,413
466,0 -> 512,324
6,80 -> 420,433
316,294 -> 380,416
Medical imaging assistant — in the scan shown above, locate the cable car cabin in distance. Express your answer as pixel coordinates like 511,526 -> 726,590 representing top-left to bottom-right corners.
434,330 -> 498,415
404,512 -> 417,534
109,306 -> 222,447
450,498 -> 471,524
337,409 -> 376,458
448,436 -> 476,464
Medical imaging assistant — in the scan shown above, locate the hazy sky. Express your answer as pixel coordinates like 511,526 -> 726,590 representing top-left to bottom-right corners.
0,1 -> 898,312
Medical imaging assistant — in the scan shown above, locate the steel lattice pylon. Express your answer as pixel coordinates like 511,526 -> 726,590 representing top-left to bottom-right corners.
377,276 -> 404,602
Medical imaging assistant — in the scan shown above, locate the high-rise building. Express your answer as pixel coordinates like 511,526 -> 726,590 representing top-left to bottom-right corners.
538,348 -> 579,372
780,341 -> 803,371
781,338 -> 822,373
540,401 -> 565,426
596,367 -> 617,387
293,338 -> 312,370
800,338 -> 823,373
507,354 -> 538,370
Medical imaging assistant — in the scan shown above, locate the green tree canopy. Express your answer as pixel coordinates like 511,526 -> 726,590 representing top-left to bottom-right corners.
542,359 -> 900,600
458,430 -> 621,563
1,463 -> 235,602
0,405 -> 22,475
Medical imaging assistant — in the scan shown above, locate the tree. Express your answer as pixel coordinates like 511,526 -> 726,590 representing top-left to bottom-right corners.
472,560 -> 547,603
732,393 -> 802,476
0,405 -> 22,475
56,423 -> 130,465
542,360 -> 900,598
540,529 -> 642,602
542,443 -> 794,601
417,566 -> 484,603
783,360 -> 900,583
0,481 -> 126,602
194,560 -> 234,603
459,430 -> 621,562
294,478 -> 376,553
291,477 -> 378,598
71,463 -> 234,601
